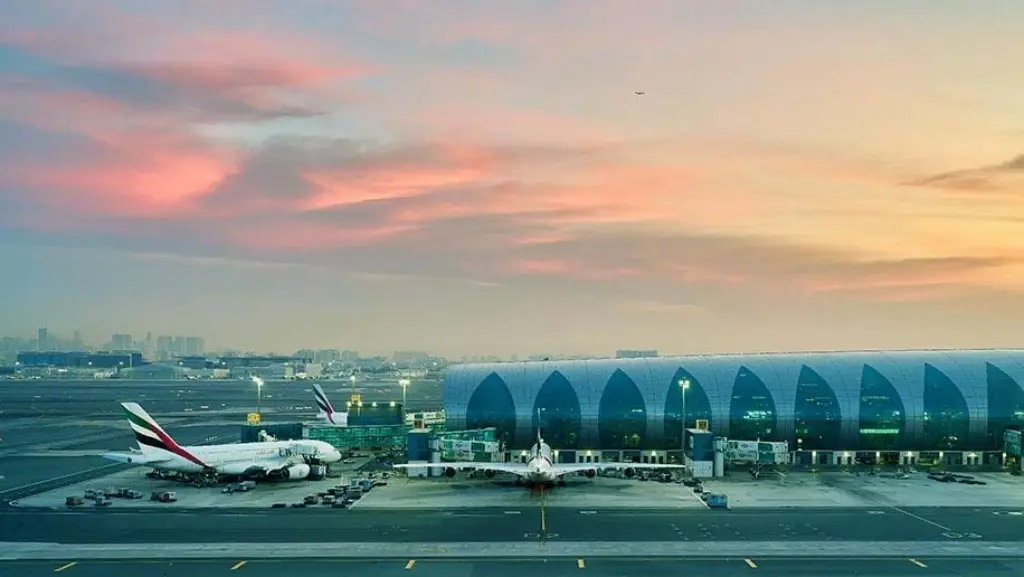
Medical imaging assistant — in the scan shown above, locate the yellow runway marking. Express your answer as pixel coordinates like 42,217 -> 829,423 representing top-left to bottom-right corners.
909,558 -> 928,568
54,562 -> 77,572
577,558 -> 586,569
744,558 -> 757,568
230,561 -> 247,570
405,560 -> 416,569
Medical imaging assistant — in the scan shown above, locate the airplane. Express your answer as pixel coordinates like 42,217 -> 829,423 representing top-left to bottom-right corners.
103,402 -> 343,481
391,422 -> 685,487
312,384 -> 349,427
634,91 -> 645,95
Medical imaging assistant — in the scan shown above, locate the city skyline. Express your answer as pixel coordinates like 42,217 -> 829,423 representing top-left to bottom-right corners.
0,327 -> 603,360
2,2 -> 1023,356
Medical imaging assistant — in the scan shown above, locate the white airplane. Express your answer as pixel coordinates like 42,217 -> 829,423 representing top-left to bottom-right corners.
312,384 -> 349,427
103,402 -> 342,481
392,424 -> 685,486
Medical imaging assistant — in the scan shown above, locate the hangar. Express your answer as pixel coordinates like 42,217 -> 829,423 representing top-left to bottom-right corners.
442,350 -> 1024,461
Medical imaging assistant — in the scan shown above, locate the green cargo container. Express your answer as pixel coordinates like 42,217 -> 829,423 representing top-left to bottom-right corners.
441,450 -> 497,463
436,428 -> 496,442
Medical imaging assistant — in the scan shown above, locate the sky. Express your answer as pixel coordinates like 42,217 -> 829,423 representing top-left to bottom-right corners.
1,1 -> 1023,357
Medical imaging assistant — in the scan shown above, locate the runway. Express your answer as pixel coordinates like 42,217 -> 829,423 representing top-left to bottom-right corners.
0,378 -> 442,419
1,557 -> 1021,577
1,506 -> 1021,544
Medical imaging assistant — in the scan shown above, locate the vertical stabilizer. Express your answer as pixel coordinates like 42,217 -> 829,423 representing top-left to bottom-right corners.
313,384 -> 335,418
120,402 -> 206,467
536,407 -> 543,444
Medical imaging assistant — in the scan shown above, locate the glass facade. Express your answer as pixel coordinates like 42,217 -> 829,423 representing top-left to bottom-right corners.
598,369 -> 647,449
793,365 -> 842,450
987,362 -> 1024,448
922,364 -> 970,450
308,424 -> 408,452
858,364 -> 906,449
464,372 -> 517,448
448,351 -> 1024,451
532,371 -> 581,449
663,367 -> 712,450
729,366 -> 776,440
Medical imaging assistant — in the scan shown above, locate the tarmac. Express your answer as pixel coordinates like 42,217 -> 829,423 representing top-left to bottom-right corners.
14,463 -> 1024,513
699,469 -> 1024,508
3,557 -> 1023,577
3,505 -> 1024,544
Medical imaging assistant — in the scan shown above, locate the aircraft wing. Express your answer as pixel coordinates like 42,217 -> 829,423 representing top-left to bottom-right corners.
102,452 -> 170,466
393,462 -> 531,475
552,462 -> 686,475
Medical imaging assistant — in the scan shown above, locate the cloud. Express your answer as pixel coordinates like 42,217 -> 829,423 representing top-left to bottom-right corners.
0,37 -> 363,125
904,154 -> 1024,193
500,230 -> 1021,298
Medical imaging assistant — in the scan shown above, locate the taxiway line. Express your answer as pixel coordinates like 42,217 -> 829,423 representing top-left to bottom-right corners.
889,507 -> 954,532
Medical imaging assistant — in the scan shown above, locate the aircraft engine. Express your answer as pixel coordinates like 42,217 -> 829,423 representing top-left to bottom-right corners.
623,467 -> 636,478
484,469 -> 496,479
584,469 -> 596,478
278,464 -> 311,480
444,467 -> 457,478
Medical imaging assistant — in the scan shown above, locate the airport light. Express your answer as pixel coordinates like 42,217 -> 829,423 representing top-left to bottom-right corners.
678,379 -> 690,463
398,378 -> 410,415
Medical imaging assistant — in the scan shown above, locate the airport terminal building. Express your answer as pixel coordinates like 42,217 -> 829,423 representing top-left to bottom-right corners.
443,350 -> 1024,465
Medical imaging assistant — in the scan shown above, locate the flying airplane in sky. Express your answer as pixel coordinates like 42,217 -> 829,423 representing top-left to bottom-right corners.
392,423 -> 685,487
103,402 -> 342,481
634,91 -> 645,95
312,384 -> 349,427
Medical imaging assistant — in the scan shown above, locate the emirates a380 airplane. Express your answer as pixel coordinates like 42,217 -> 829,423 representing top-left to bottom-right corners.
393,424 -> 685,487
103,402 -> 342,481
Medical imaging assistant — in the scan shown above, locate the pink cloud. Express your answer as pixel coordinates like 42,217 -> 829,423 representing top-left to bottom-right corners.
0,114 -> 237,218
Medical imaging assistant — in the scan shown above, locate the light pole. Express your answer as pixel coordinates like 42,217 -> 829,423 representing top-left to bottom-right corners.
398,378 -> 410,419
679,378 -> 690,463
251,376 -> 264,416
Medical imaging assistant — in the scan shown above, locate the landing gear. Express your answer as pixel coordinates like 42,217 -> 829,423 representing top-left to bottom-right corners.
191,470 -> 219,487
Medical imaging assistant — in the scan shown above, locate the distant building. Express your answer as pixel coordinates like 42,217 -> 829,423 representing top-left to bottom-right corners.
110,333 -> 134,350
16,351 -> 143,369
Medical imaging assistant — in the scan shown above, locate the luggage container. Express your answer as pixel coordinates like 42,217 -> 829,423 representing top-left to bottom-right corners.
707,494 -> 729,509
